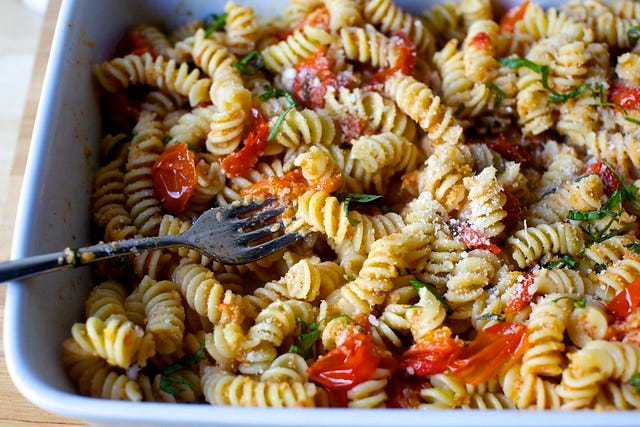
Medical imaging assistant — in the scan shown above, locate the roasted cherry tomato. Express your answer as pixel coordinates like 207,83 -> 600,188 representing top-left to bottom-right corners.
468,32 -> 492,50
116,31 -> 158,57
221,108 -> 269,178
488,133 -> 532,167
151,143 -> 196,214
308,333 -> 383,390
401,328 -> 463,376
586,162 -> 620,197
292,46 -> 336,109
499,0 -> 530,32
502,189 -> 523,231
340,113 -> 367,143
505,273 -> 534,313
372,32 -> 417,83
386,373 -> 430,408
607,278 -> 640,318
447,322 -> 528,385
456,224 -> 501,255
609,81 -> 640,110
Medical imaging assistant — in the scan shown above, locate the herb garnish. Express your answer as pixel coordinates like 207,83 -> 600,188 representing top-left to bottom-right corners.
477,313 -> 505,322
259,85 -> 297,106
289,316 -> 320,359
589,83 -> 640,127
552,296 -> 587,308
453,104 -> 465,117
236,50 -> 265,75
628,26 -> 640,48
409,279 -> 453,315
630,373 -> 640,393
343,273 -> 356,281
545,254 -> 578,269
338,193 -> 383,226
204,13 -> 228,38
485,83 -> 505,109
594,263 -> 608,273
159,338 -> 205,395
267,106 -> 294,141
498,57 -> 588,103
626,242 -> 640,254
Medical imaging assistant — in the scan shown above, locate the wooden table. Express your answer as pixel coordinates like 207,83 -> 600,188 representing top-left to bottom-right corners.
0,0 -> 83,424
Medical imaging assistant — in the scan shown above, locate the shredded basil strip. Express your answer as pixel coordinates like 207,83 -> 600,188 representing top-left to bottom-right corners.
497,57 -> 587,103
159,338 -> 205,395
259,84 -> 297,107
235,50 -> 265,75
602,161 -> 640,211
453,104 -> 465,117
289,316 -> 320,359
343,273 -> 356,281
267,106 -> 294,141
628,26 -> 640,47
485,83 -> 505,109
477,313 -> 505,322
630,373 -> 640,393
546,254 -> 578,269
594,262 -> 608,273
568,190 -> 622,221
204,13 -> 228,37
409,279 -> 453,315
338,193 -> 383,215
626,242 -> 640,254
348,216 -> 360,226
625,116 -> 640,126
552,296 -> 586,308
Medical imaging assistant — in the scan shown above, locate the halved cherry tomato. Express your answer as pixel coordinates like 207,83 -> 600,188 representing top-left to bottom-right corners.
586,162 -> 620,197
455,224 -> 501,255
386,373 -> 430,408
372,32 -> 417,83
292,46 -> 337,109
308,332 -> 382,390
151,143 -> 196,214
401,328 -> 463,376
447,322 -> 528,385
502,189 -> 523,232
468,32 -> 492,50
499,0 -> 530,32
221,108 -> 269,178
488,133 -> 532,167
607,278 -> 640,318
505,273 -> 534,313
340,113 -> 367,143
609,81 -> 640,110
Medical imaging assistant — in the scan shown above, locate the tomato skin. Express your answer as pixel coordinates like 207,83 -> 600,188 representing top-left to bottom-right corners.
292,47 -> 336,109
386,374 -> 429,408
609,81 -> 640,110
401,328 -> 463,376
455,224 -> 501,255
221,108 -> 269,178
501,189 -> 523,231
505,273 -> 534,313
308,333 -> 381,390
488,133 -> 532,167
340,113 -> 367,143
586,162 -> 620,197
469,32 -> 491,50
447,323 -> 528,385
499,0 -> 530,32
151,143 -> 196,214
372,32 -> 417,83
607,278 -> 640,318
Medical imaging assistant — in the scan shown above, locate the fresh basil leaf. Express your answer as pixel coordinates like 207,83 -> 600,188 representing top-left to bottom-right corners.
626,242 -> 640,254
477,313 -> 505,322
235,50 -> 264,76
625,116 -> 640,126
409,279 -> 453,315
630,373 -> 640,393
485,83 -> 505,109
204,13 -> 228,38
258,84 -> 297,106
594,262 -> 608,273
453,104 -> 465,117
290,317 -> 320,359
348,216 -> 360,226
628,26 -> 640,47
267,106 -> 294,141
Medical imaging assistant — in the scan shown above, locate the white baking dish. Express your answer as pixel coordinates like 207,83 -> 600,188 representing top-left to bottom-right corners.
3,0 -> 637,425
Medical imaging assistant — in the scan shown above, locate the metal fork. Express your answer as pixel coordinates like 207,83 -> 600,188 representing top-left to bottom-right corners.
0,199 -> 302,283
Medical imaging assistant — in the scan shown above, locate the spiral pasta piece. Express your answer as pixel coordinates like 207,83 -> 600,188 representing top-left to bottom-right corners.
85,281 -> 128,321
261,26 -> 333,73
224,1 -> 260,55
202,365 -> 317,407
507,222 -> 585,269
384,73 -> 463,145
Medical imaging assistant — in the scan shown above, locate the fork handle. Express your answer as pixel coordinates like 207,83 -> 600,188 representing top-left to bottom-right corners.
0,235 -> 184,283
